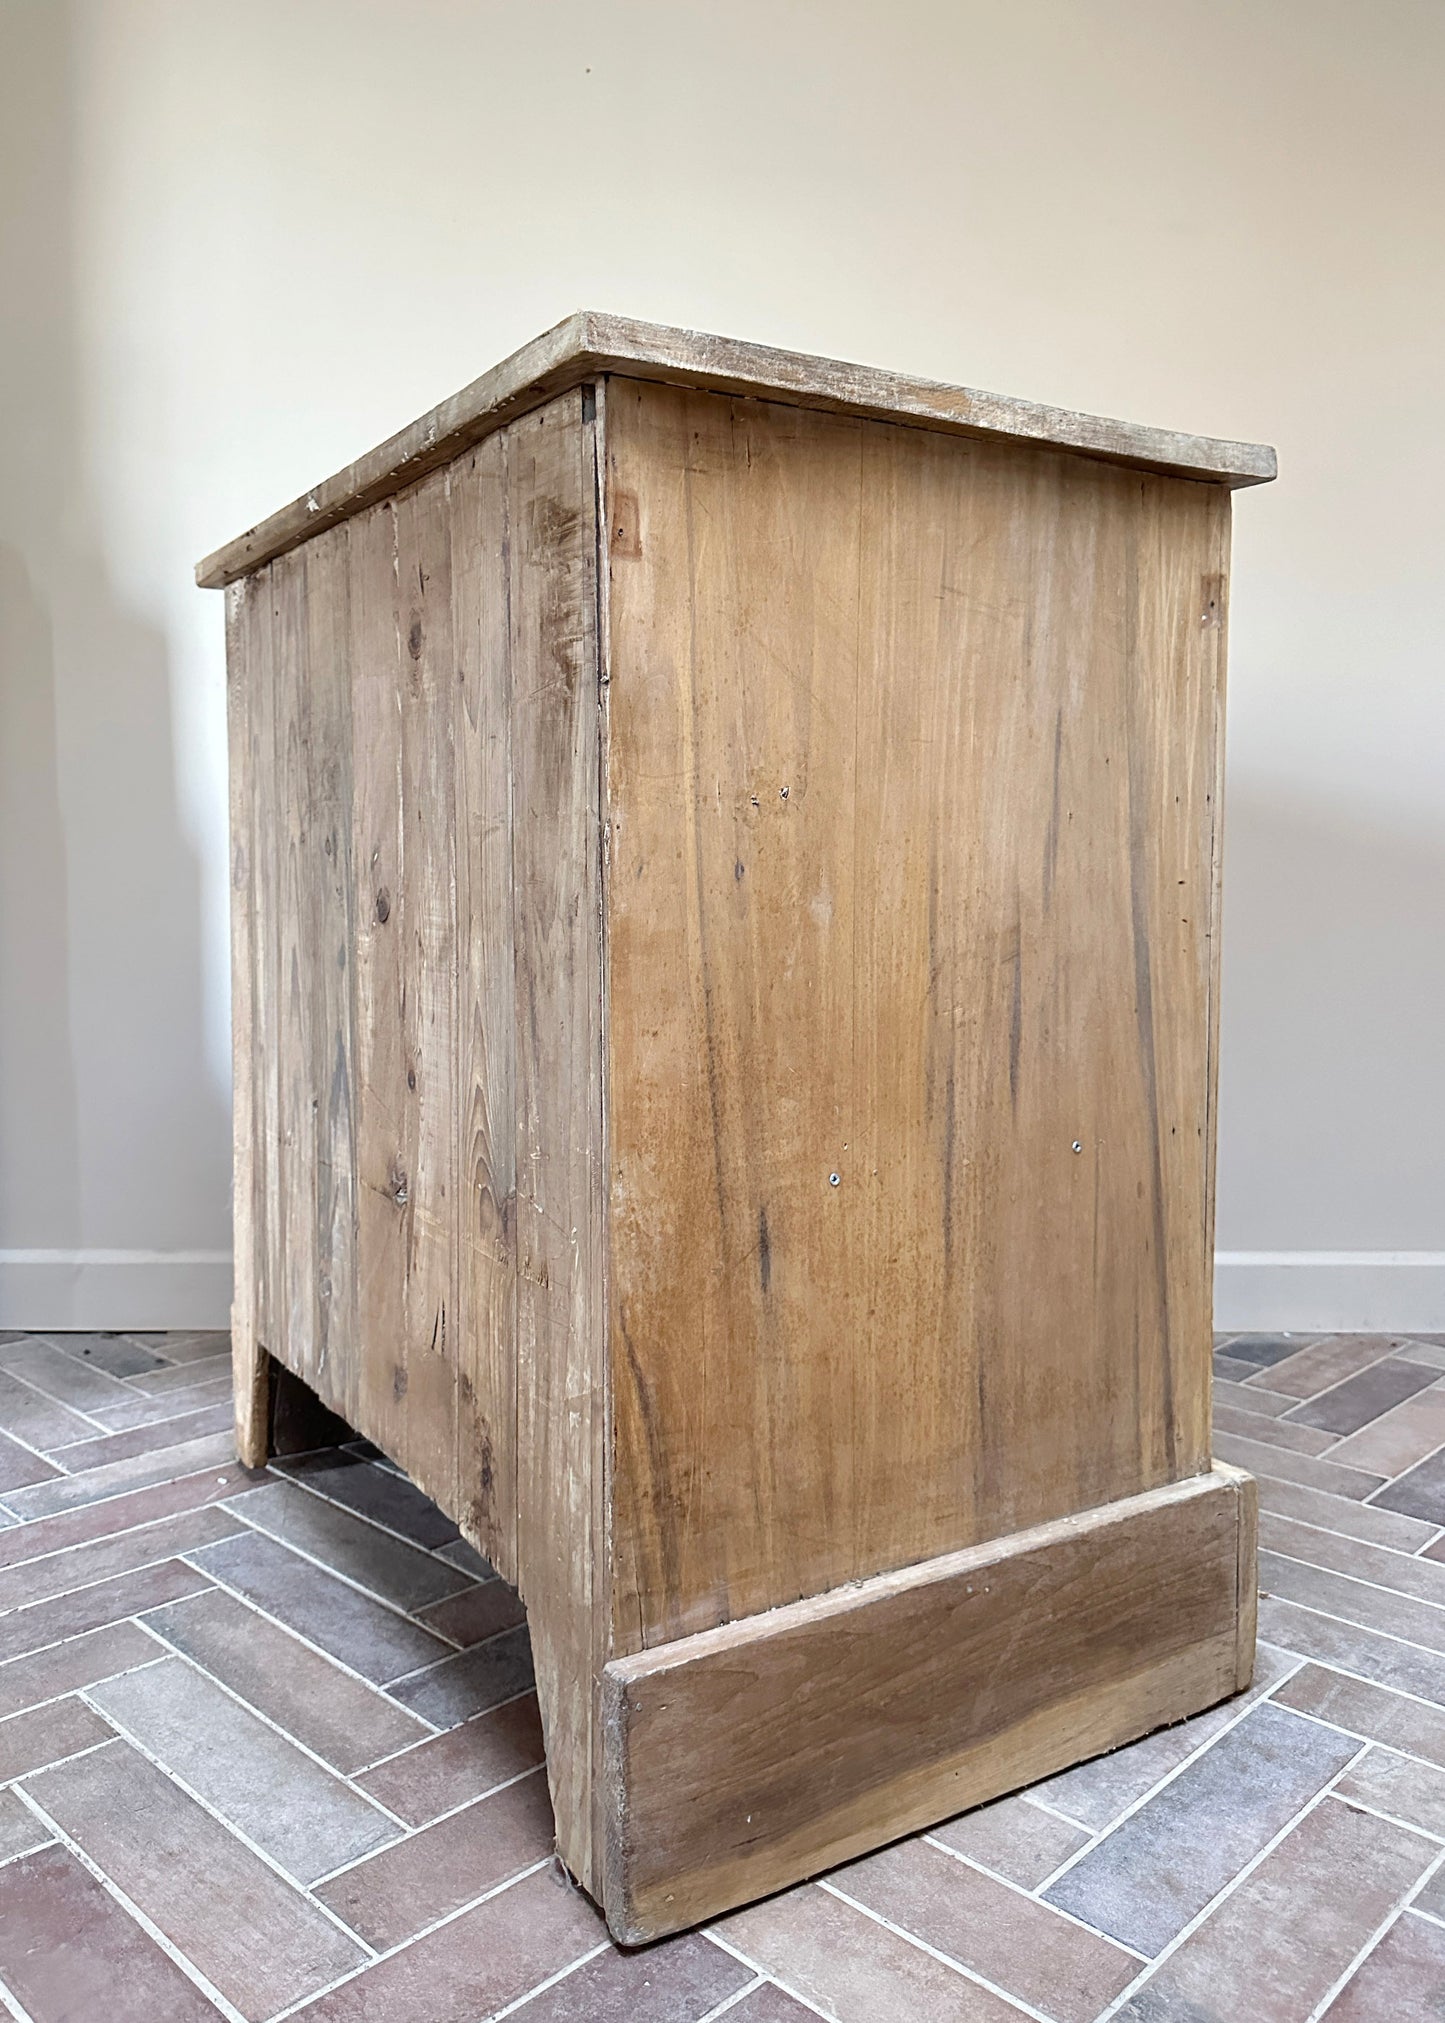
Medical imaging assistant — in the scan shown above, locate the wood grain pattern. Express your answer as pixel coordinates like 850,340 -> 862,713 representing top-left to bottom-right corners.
603,382 -> 1226,1649
195,311 -> 1275,587
215,350 -> 1264,1941
602,1465 -> 1251,1942
451,433 -> 518,1568
507,391 -> 607,1880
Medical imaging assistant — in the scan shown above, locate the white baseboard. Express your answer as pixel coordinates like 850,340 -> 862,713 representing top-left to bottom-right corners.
1214,1251 -> 1445,1335
0,1251 -> 232,1332
2,1246 -> 1438,1339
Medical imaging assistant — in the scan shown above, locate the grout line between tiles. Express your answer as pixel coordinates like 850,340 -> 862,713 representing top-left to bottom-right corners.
264,1855 -> 556,2020
304,1761 -> 548,1884
1411,1900 -> 1445,1934
71,1698 -> 382,1956
1305,1838 -> 1445,2020
1277,1693 -> 1445,1775
919,1832 -> 1150,1959
267,1459 -> 477,1572
1263,1506 -> 1445,1565
705,1930 -> 835,2020
115,1643 -> 416,1836
0,1526 -> 246,1620
487,1938 -> 614,2019
1262,1542 -> 1445,1609
158,1559 -> 441,1732
216,1513 -> 474,1646
816,1876 -> 1057,2023
0,1490 -> 244,1580
1261,1587 -> 1445,1661
0,1648 -> 169,1721
0,1362 -> 115,1440
692,1975 -> 769,2022
1028,1660 -> 1308,1894
0,1460 -> 247,1540
347,1684 -> 536,1776
8,1783 -> 249,2023
1092,1744 -> 1372,2021
0,1973 -> 38,2023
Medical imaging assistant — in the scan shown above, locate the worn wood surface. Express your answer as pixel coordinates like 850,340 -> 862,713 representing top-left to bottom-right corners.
196,312 -> 1275,587
602,1465 -> 1252,1942
217,356 -> 1262,1938
603,381 -> 1227,1649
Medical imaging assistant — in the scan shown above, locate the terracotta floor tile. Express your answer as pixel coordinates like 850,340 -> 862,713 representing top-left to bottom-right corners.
1033,1641 -> 1296,1832
3,1430 -> 237,1520
0,1842 -> 221,2021
127,1355 -> 232,1396
508,1930 -> 750,2020
837,1836 -> 1137,2022
0,1462 -> 255,1574
1380,1449 -> 1445,1527
1211,1377 -> 1298,1420
230,1478 -> 471,1610
187,1527 -> 452,1683
1044,1702 -> 1360,1955
1211,1429 -> 1385,1501
0,1619 -> 161,1719
1260,1549 -> 1445,1656
388,1622 -> 536,1725
1329,1385 -> 1445,1479
1220,1333 -> 1323,1372
51,1399 -> 234,1471
720,1882 -> 1029,2021
1275,1662 -> 1445,1767
277,1449 -> 462,1549
415,1577 -> 527,1647
0,1557 -> 210,1665
1260,1594 -> 1445,1704
24,1738 -> 365,2016
931,1791 -> 1090,1889
0,1340 -> 160,1431
1117,1796 -> 1435,2021
1335,1745 -> 1445,1837
1326,1911 -> 1445,2021
1213,1403 -> 1340,1453
720,1987 -> 826,2022
1262,1511 -> 1445,1610
0,1503 -> 242,1615
89,1655 -> 400,1884
356,1692 -> 545,1824
294,1863 -> 605,2022
0,1368 -> 101,1453
0,1695 -> 110,1780
1262,1335 -> 1411,1402
0,1428 -> 61,1494
37,1332 -> 167,1379
316,1766 -> 555,1947
1255,1473 -> 1441,1554
1288,1360 -> 1442,1437
0,1786 -> 53,1863
143,1583 -> 430,1772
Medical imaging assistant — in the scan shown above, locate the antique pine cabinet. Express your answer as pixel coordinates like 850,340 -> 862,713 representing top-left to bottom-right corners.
200,313 -> 1276,1944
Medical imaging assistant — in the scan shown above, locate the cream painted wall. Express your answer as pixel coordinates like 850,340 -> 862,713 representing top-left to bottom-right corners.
2,0 -> 1441,1329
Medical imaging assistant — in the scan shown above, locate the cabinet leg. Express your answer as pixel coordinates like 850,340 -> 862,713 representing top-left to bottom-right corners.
233,1331 -> 272,1468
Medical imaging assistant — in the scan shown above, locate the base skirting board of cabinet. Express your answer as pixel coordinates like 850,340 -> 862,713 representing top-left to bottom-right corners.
599,1464 -> 1256,1944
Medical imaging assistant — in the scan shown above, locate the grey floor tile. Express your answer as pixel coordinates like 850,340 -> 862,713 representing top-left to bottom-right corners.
1043,1701 -> 1360,1955
388,1622 -> 536,1726
38,1333 -> 167,1379
2,1431 -> 237,1519
230,1477 -> 470,1610
1260,1594 -> 1445,1704
89,1655 -> 400,1884
1376,1448 -> 1445,1526
0,1369 -> 102,1454
1286,1360 -> 1442,1437
276,1449 -> 462,1550
187,1526 -> 452,1684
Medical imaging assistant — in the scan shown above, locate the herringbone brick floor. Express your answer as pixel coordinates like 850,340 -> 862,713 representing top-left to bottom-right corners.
2,1328 -> 1445,2018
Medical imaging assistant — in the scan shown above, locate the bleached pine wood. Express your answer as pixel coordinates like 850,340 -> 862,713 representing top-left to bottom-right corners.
211,321 -> 1273,1945
196,312 -> 1275,588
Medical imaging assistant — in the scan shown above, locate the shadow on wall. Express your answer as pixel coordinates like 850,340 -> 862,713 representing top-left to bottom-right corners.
0,2 -> 229,1327
1218,783 -> 1445,1253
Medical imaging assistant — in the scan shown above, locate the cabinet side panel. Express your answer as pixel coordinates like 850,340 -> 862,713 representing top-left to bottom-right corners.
509,390 -> 607,1885
453,433 -> 519,1571
604,381 -> 1225,1647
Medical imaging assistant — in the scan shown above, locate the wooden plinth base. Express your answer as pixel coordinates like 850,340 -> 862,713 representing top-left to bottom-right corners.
600,1465 -> 1256,1943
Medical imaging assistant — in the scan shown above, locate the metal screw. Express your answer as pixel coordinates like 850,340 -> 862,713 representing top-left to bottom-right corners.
829,1172 -> 840,1187
780,785 -> 789,799
1071,1141 -> 1083,1154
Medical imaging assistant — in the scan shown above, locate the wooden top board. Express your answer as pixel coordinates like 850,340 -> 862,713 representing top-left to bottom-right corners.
196,311 -> 1276,587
